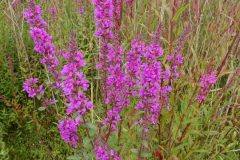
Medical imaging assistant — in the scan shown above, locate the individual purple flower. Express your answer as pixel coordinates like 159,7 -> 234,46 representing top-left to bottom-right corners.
79,6 -> 84,16
197,71 -> 217,103
23,77 -> 45,98
58,117 -> 81,148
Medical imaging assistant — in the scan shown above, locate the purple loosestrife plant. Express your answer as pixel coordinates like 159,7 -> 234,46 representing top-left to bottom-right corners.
23,77 -> 44,98
126,38 -> 145,97
92,0 -> 114,71
94,138 -> 121,160
197,71 -> 217,103
167,26 -> 190,81
24,1 -> 91,147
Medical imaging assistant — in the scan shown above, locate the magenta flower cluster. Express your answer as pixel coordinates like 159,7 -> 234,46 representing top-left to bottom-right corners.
94,145 -> 121,160
92,0 -> 114,42
57,36 -> 93,147
23,77 -> 44,98
23,1 -> 47,28
60,36 -> 93,116
58,118 -> 81,148
197,71 -> 217,103
126,38 -> 173,125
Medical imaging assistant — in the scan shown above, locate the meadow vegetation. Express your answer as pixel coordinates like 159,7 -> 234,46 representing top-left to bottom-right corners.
0,0 -> 239,159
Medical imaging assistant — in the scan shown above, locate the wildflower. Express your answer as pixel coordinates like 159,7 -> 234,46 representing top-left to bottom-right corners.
24,1 -> 60,85
60,34 -> 92,116
167,26 -> 190,81
23,77 -> 44,98
50,6 -> 56,15
197,71 -> 217,103
93,0 -> 128,132
58,118 -> 80,147
23,0 -> 47,28
29,27 -> 55,55
94,144 -> 121,160
79,6 -> 84,16
126,37 -> 167,125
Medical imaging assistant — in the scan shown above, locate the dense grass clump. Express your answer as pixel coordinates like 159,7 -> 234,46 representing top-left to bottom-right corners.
0,0 -> 239,159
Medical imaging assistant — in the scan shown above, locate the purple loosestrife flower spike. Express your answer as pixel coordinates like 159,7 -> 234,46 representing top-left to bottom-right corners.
174,25 -> 191,55
23,77 -> 45,98
24,1 -> 60,80
152,22 -> 162,45
197,71 -> 217,103
93,0 -> 128,132
136,43 -> 164,125
60,34 -> 93,116
167,26 -> 191,81
126,37 -> 168,125
58,117 -> 81,148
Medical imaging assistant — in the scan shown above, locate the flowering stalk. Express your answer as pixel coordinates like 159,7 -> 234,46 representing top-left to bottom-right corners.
24,0 -> 60,85
57,34 -> 93,147
60,34 -> 93,116
126,38 -> 169,126
92,0 -> 128,158
92,0 -> 128,132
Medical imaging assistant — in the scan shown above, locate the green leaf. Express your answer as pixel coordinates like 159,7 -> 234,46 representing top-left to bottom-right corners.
38,107 -> 46,111
83,138 -> 91,150
193,149 -> 210,153
142,152 -> 151,158
130,148 -> 138,154
142,140 -> 149,149
173,3 -> 190,21
86,123 -> 97,137
67,155 -> 82,160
